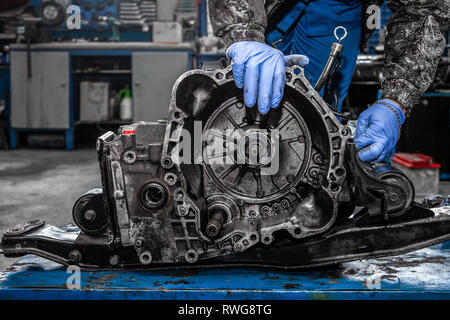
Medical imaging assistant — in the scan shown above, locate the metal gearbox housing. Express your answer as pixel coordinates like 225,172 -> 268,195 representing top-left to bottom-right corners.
88,64 -> 414,266
156,64 -> 350,255
2,63 -> 450,270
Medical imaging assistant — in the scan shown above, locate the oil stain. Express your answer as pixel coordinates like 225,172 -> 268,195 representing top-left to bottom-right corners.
283,283 -> 303,289
164,279 -> 189,285
260,275 -> 280,280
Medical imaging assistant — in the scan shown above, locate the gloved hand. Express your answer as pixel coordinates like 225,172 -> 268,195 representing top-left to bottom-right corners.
355,99 -> 405,163
227,41 -> 309,114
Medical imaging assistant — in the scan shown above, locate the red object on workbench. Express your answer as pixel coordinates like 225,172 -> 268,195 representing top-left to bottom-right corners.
391,153 -> 441,169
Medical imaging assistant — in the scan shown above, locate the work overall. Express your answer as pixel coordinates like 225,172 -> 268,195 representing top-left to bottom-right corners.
266,0 -> 363,111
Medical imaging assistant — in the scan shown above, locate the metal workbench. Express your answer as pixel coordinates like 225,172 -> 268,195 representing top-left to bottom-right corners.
1,239 -> 449,300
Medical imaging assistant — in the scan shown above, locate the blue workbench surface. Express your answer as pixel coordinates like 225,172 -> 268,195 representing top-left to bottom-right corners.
1,241 -> 449,300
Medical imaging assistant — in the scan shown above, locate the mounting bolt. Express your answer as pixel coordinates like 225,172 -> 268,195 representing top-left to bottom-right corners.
281,199 -> 290,209
139,251 -> 152,265
286,174 -> 295,183
109,255 -> 119,266
184,249 -> 199,264
261,206 -> 270,215
390,192 -> 399,202
69,250 -> 81,263
179,207 -> 187,215
313,154 -> 323,164
135,238 -> 144,247
249,210 -> 257,218
272,203 -> 280,212
84,210 -> 96,221
298,136 -> 305,143
309,168 -> 319,177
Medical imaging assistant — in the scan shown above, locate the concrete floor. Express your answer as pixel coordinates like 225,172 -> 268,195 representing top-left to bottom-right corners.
0,149 -> 101,271
0,149 -> 449,272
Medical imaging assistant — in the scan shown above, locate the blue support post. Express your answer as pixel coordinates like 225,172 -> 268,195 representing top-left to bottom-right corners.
198,0 -> 208,37
9,127 -> 16,149
65,129 -> 74,150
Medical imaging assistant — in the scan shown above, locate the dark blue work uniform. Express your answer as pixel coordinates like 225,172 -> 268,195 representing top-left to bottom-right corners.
266,0 -> 363,111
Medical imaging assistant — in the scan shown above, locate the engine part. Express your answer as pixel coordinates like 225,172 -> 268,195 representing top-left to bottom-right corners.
39,1 -> 65,26
2,57 -> 450,270
72,188 -> 108,235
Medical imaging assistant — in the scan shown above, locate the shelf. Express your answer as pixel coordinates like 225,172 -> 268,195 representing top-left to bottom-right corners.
73,69 -> 132,75
74,120 -> 132,126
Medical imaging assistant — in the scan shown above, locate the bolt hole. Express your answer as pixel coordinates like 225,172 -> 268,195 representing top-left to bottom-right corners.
330,183 -> 339,192
250,234 -> 257,241
173,111 -> 182,120
264,237 -> 271,243
140,183 -> 167,210
123,151 -> 136,163
294,228 -> 301,235
163,158 -> 172,167
335,168 -> 345,176
185,250 -> 198,263
286,73 -> 292,82
139,251 -> 152,265
281,200 -> 290,208
145,188 -> 163,203
164,173 -> 177,186
207,226 -> 217,234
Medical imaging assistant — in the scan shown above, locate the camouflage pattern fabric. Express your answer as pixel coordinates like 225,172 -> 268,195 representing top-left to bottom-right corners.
381,0 -> 449,116
208,0 -> 450,116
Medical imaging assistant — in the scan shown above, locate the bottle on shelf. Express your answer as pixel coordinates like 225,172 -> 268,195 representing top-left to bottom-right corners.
118,86 -> 133,121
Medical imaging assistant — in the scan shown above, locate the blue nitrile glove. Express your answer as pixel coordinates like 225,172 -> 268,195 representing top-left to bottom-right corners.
227,41 -> 309,114
355,99 -> 405,163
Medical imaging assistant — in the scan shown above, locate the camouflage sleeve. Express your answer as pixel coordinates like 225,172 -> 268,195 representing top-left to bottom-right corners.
207,0 -> 267,48
381,0 -> 450,117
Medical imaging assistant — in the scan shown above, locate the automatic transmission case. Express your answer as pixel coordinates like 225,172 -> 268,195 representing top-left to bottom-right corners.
98,64 -> 365,265
3,62 -> 443,270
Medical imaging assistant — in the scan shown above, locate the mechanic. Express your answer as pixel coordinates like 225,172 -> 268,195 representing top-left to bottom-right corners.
208,0 -> 449,163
